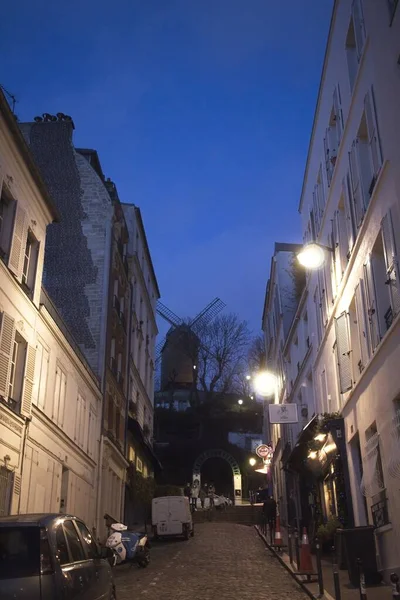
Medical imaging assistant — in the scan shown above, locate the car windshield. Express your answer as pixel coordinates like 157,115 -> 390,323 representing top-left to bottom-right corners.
0,526 -> 40,579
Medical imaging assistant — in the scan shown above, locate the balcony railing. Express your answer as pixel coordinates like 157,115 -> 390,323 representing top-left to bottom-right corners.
371,497 -> 390,528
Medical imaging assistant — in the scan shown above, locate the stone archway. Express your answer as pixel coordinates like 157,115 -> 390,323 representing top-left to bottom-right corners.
192,449 -> 242,503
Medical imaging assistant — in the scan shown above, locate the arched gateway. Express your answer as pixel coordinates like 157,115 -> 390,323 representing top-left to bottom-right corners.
192,449 -> 242,503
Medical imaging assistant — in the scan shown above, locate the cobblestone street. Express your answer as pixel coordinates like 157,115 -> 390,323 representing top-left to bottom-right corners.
115,523 -> 308,600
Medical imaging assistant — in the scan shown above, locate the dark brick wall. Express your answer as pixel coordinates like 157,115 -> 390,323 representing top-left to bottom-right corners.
20,121 -> 113,375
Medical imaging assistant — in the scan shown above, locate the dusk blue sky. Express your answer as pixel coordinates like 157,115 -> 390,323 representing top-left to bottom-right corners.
2,0 -> 333,337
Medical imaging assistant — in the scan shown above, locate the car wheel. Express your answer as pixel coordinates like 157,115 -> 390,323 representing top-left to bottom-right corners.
139,551 -> 150,568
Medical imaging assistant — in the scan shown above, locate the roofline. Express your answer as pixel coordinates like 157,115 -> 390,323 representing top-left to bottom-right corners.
122,203 -> 160,299
0,90 -> 60,222
298,1 -> 338,214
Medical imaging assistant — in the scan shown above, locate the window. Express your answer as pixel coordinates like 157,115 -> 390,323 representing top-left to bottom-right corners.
0,187 -> 15,259
332,195 -> 350,289
110,338 -> 116,373
63,520 -> 85,562
364,231 -> 392,350
115,410 -> 120,444
87,405 -> 96,458
334,311 -> 353,394
75,393 -> 86,448
324,87 -> 344,185
32,341 -> 49,410
108,394 -> 114,434
128,445 -> 135,463
21,230 -> 39,293
312,168 -> 325,235
348,289 -> 369,381
0,467 -> 13,516
53,366 -> 66,427
0,526 -> 40,579
55,525 -> 69,565
75,521 -> 98,559
361,424 -> 386,501
382,209 -> 400,318
136,457 -> 143,473
7,332 -> 27,411
346,0 -> 366,92
314,287 -> 323,345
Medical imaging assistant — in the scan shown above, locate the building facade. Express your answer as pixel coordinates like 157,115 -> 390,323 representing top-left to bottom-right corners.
263,0 -> 400,579
0,91 -> 102,532
20,116 -> 160,538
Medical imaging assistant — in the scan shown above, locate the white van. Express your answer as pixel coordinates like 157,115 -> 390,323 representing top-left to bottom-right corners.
152,496 -> 194,540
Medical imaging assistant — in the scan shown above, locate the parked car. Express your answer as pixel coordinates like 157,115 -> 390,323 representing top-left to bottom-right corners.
0,513 -> 116,600
152,496 -> 194,540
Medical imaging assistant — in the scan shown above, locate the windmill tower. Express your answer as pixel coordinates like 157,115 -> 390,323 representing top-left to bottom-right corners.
156,299 -> 226,391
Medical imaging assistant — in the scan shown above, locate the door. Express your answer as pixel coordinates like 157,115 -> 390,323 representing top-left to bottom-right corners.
169,498 -> 185,535
75,520 -> 113,600
153,499 -> 170,535
55,520 -> 93,599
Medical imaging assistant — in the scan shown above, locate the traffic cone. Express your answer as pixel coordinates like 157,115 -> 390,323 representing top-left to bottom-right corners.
274,513 -> 283,547
299,527 -> 314,573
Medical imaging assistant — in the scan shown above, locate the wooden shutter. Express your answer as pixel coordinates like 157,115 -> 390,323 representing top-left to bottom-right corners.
381,210 -> 400,317
38,347 -> 49,410
343,176 -> 356,256
318,269 -> 328,327
8,205 -> 27,280
21,345 -> 36,417
355,281 -> 370,371
324,133 -> 332,186
333,85 -> 344,146
363,257 -> 381,350
352,0 -> 366,60
310,210 -> 316,241
364,89 -> 382,180
0,313 -> 16,398
330,219 -> 338,300
335,311 -> 353,393
58,370 -> 66,428
349,142 -> 365,227
312,190 -> 320,235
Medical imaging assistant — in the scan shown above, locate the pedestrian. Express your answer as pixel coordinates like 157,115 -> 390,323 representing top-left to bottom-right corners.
262,496 -> 271,529
184,482 -> 192,502
191,480 -> 199,511
268,495 -> 277,531
199,485 -> 207,509
208,483 -> 215,509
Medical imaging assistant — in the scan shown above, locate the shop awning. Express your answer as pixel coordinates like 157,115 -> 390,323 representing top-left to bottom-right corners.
128,417 -> 163,472
283,414 -> 319,472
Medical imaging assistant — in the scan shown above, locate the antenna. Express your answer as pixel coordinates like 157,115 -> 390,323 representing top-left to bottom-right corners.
0,84 -> 17,114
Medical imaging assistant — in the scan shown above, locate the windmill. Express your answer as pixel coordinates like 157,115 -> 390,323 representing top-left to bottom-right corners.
155,298 -> 226,391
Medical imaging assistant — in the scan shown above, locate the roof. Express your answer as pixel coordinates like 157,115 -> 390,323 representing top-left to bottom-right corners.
0,89 -> 60,222
298,1 -> 337,213
0,513 -> 72,526
274,242 -> 303,253
76,148 -> 105,181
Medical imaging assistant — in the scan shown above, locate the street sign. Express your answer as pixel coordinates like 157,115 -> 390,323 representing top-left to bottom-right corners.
256,444 -> 273,459
269,403 -> 298,424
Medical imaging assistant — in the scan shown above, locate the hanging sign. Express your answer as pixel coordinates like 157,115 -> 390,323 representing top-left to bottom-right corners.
269,403 -> 298,424
256,444 -> 273,459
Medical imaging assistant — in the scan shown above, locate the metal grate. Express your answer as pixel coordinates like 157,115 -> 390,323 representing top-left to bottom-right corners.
371,497 -> 389,528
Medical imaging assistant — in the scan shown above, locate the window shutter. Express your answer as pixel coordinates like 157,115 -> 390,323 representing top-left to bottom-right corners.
0,313 -> 16,398
363,257 -> 381,350
335,311 -> 353,393
352,0 -> 366,60
38,347 -> 49,410
355,281 -> 370,371
312,190 -> 320,235
21,345 -> 36,417
310,210 -> 316,241
343,176 -> 355,257
324,133 -> 332,186
349,142 -> 365,227
8,205 -> 27,280
318,269 -> 328,327
119,414 -> 125,444
364,88 -> 383,180
333,85 -> 344,146
381,210 -> 400,316
59,371 -> 66,428
330,219 -> 338,299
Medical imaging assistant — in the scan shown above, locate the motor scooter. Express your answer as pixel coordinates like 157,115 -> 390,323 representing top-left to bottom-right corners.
106,523 -> 150,568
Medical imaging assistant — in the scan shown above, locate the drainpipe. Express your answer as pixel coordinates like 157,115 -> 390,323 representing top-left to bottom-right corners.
18,415 -> 32,514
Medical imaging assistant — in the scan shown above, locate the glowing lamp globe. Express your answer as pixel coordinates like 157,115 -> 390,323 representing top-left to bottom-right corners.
249,458 -> 257,467
253,371 -> 277,397
297,243 -> 325,270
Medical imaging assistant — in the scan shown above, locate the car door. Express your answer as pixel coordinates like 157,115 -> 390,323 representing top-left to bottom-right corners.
75,520 -> 113,600
55,520 -> 93,599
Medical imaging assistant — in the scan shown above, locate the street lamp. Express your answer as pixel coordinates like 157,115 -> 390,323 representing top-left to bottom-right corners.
238,399 -> 244,406
296,242 -> 333,270
253,371 -> 277,398
246,375 -> 251,381
249,457 -> 256,467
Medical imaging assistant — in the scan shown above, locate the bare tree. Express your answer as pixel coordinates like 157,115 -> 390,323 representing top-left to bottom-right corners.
248,334 -> 266,372
195,313 -> 251,401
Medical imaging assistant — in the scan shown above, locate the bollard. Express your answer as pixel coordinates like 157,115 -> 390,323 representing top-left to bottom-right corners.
391,573 -> 400,598
315,538 -> 324,596
333,570 -> 342,600
357,558 -> 368,600
288,526 -> 293,565
294,528 -> 301,570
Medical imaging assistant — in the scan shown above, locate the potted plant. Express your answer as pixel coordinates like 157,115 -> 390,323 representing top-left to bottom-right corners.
317,517 -> 342,552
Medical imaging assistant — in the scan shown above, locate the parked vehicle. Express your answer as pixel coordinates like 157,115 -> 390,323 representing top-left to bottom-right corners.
152,496 -> 194,540
0,513 -> 116,600
105,523 -> 150,568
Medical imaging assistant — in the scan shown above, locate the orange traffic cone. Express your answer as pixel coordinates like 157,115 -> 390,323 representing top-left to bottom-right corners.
274,513 -> 283,547
299,527 -> 314,573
